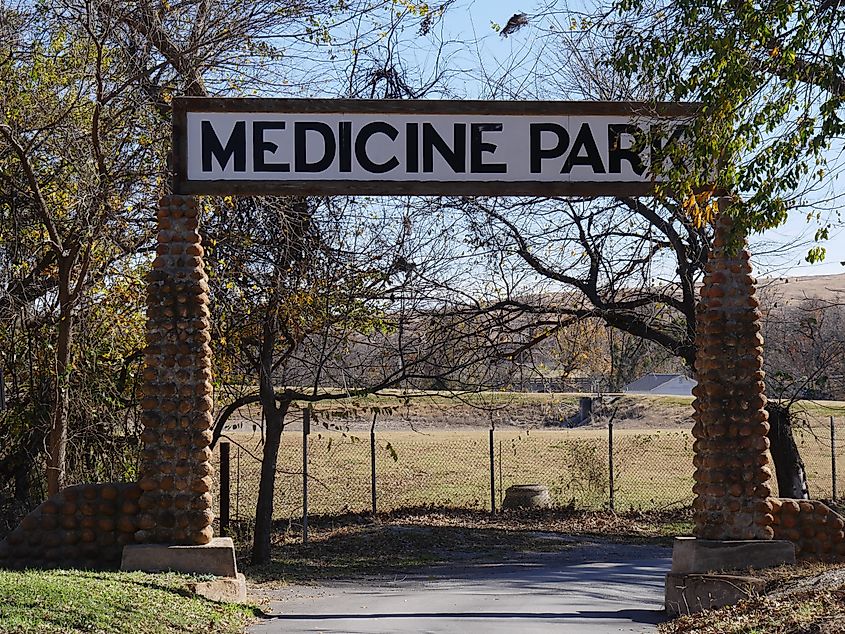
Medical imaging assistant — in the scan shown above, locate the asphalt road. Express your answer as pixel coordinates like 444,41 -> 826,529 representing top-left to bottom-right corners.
248,542 -> 671,634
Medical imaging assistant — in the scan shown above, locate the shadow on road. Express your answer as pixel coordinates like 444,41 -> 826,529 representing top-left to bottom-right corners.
259,608 -> 666,624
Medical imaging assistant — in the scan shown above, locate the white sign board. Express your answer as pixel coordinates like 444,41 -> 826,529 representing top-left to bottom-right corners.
172,99 -> 696,196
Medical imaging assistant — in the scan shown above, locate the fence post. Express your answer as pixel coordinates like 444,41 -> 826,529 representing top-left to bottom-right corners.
302,407 -> 310,544
370,412 -> 377,516
219,441 -> 230,536
608,420 -> 615,512
489,427 -> 496,514
498,439 -> 503,508
0,360 -> 5,412
832,416 -> 837,502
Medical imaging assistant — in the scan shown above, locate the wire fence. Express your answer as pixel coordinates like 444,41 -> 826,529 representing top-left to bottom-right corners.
212,412 -> 845,532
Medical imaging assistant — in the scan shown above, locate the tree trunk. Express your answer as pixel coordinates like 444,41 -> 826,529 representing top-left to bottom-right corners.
251,322 -> 288,565
47,295 -> 72,496
251,403 -> 287,565
767,403 -> 810,499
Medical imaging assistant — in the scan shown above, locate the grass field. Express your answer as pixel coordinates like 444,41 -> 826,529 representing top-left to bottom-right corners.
212,392 -> 845,524
217,428 -> 693,522
0,570 -> 255,634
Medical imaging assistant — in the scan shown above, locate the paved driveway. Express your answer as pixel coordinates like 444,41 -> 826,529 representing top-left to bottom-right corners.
248,542 -> 671,633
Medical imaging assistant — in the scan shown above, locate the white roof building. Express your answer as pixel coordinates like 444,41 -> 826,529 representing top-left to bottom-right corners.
623,373 -> 697,396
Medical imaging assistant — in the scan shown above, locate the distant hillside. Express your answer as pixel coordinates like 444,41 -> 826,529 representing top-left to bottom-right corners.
758,273 -> 845,306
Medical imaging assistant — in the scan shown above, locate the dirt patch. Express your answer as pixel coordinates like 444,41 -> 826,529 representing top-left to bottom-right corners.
240,506 -> 691,587
226,393 -> 697,433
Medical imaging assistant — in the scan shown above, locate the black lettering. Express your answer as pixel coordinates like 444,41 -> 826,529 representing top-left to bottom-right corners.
529,123 -> 569,173
355,122 -> 399,174
608,124 -> 645,175
294,122 -> 336,172
406,122 -> 419,173
252,122 -> 289,172
338,121 -> 353,172
201,120 -> 246,172
470,123 -> 506,173
422,123 -> 466,173
651,124 -> 688,169
562,122 -> 606,174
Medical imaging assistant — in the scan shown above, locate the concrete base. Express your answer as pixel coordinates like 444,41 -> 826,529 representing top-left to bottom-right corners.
665,572 -> 765,616
670,536 -> 795,575
121,537 -> 238,577
188,573 -> 247,603
664,536 -> 796,615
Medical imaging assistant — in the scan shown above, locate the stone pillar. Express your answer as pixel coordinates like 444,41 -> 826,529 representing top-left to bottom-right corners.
691,213 -> 774,540
137,194 -> 215,545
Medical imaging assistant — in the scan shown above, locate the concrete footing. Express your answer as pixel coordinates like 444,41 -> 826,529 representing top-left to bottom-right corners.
121,537 -> 245,603
121,537 -> 239,577
665,536 -> 795,615
670,536 -> 795,575
665,572 -> 766,616
188,573 -> 247,603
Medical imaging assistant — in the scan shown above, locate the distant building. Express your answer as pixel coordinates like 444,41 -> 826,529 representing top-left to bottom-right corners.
623,373 -> 697,396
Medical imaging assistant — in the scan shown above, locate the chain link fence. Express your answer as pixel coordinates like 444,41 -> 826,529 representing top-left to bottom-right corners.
211,411 -> 845,530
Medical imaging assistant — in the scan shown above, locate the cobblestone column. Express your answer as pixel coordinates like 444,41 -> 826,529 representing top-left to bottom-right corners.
137,194 -> 215,545
692,212 -> 775,540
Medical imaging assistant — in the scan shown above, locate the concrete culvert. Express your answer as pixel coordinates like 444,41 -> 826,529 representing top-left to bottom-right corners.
502,484 -> 551,510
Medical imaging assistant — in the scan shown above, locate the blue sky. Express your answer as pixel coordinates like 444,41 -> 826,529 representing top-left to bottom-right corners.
441,1 -> 845,277
275,0 -> 844,277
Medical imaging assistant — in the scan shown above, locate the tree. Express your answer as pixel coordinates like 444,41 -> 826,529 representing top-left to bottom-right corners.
0,3 -> 163,494
760,295 -> 845,498
762,296 -> 845,402
405,14 -> 710,388
0,0 -> 440,506
591,0 -> 845,495
449,196 -> 707,369
196,4 -> 462,564
417,6 -> 816,491
604,0 -> 845,244
206,195 -> 495,564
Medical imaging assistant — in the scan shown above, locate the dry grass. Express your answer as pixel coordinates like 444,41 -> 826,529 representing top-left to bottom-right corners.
213,428 -> 699,522
661,560 -> 845,634
212,415 -> 845,523
662,590 -> 845,634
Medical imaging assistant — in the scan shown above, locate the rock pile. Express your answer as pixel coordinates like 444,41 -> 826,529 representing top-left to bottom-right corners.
137,195 -> 215,545
691,217 -> 774,540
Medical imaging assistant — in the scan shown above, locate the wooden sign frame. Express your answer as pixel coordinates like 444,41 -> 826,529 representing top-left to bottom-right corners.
172,98 -> 698,197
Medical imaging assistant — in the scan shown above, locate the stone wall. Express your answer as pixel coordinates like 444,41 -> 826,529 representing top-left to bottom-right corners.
0,484 -> 141,569
771,498 -> 845,560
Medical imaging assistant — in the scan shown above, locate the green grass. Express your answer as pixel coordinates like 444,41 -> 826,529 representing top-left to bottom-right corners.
0,569 -> 256,634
